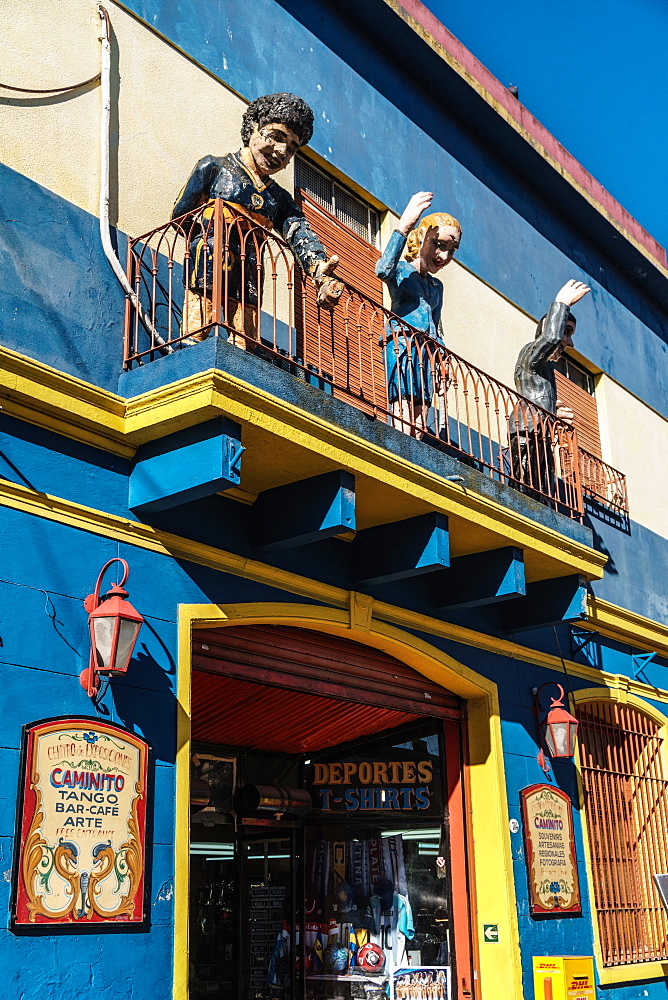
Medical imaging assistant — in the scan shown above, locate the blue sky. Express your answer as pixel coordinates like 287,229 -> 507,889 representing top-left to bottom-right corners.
422,0 -> 668,251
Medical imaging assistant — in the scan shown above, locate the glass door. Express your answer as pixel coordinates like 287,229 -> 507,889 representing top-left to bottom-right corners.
240,829 -> 299,1000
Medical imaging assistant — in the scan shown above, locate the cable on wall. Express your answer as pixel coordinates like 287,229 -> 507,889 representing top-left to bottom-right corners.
0,73 -> 101,94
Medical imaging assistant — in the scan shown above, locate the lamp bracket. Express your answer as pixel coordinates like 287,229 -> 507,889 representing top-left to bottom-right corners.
84,557 -> 130,615
632,651 -> 658,680
570,627 -> 599,657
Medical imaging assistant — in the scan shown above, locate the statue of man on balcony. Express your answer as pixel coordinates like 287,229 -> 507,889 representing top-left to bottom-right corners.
510,279 -> 590,498
172,92 -> 343,344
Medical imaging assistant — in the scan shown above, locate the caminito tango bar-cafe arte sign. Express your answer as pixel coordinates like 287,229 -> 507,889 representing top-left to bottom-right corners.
12,717 -> 149,928
520,783 -> 581,916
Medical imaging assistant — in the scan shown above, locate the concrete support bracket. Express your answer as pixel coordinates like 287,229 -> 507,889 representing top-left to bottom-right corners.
129,417 -> 243,513
253,470 -> 356,552
434,546 -> 525,611
353,512 -> 450,587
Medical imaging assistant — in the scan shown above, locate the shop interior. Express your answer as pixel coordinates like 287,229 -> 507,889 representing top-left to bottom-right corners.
190,703 -> 457,1000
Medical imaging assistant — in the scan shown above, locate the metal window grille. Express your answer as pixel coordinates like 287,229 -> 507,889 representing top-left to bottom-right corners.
295,157 -> 380,246
577,700 -> 668,966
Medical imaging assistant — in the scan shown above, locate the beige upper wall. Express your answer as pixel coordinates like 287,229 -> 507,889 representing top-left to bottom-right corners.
0,0 -> 293,235
596,376 -> 668,538
440,260 -> 535,388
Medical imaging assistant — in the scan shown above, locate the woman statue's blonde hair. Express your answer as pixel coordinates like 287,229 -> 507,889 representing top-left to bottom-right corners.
405,212 -> 462,262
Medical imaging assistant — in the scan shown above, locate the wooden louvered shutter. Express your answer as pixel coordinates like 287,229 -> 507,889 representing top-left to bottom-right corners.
294,192 -> 388,417
554,370 -> 604,495
554,371 -> 602,457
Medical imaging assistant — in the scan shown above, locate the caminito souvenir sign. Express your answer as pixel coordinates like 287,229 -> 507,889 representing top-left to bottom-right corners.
308,757 -> 436,814
12,717 -> 149,928
520,783 -> 581,915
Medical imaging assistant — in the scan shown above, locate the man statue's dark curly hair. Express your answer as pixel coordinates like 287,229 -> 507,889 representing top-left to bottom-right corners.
241,93 -> 314,147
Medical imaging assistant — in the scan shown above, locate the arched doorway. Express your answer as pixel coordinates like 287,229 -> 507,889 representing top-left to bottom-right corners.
188,625 -> 474,1000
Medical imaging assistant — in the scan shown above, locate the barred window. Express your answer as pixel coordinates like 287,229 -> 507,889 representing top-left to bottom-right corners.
577,700 -> 668,966
555,354 -> 596,396
295,157 -> 380,246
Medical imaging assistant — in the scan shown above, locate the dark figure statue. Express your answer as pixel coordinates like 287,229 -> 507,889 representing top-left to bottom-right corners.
510,279 -> 590,497
172,92 -> 342,344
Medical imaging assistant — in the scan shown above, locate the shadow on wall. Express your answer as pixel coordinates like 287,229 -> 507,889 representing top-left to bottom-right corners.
586,522 -> 619,575
110,619 -> 177,765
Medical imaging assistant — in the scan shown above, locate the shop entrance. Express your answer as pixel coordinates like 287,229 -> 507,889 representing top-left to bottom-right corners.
188,626 -> 474,1000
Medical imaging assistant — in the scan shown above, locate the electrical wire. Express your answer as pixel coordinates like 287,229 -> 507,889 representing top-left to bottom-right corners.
0,72 -> 100,95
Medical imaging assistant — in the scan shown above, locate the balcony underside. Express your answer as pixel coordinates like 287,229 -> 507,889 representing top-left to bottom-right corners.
120,336 -> 605,603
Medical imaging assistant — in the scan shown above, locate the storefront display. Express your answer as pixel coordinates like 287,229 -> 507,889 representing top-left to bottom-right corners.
189,724 -> 453,1000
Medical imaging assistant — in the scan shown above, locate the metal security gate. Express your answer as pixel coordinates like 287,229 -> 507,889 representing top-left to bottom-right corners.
578,700 -> 668,966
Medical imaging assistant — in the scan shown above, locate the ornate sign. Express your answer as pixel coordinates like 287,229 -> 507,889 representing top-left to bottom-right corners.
12,717 -> 149,928
520,783 -> 581,915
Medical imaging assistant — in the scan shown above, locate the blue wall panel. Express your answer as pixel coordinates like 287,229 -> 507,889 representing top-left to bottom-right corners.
0,163 -> 126,392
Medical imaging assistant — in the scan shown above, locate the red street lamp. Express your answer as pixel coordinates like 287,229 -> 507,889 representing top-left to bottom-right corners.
80,558 -> 144,698
532,682 -> 579,774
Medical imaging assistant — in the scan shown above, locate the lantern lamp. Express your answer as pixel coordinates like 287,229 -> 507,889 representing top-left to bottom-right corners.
532,682 -> 579,773
80,558 -> 144,698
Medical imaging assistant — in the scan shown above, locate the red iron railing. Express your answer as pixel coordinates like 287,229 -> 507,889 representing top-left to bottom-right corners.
123,200 -> 627,522
579,449 -> 629,517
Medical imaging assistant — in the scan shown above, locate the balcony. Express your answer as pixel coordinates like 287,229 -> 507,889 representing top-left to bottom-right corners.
123,200 -> 628,526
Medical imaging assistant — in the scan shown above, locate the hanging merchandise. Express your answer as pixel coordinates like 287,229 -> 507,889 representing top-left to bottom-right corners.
267,923 -> 290,988
310,839 -> 331,913
383,835 -> 408,896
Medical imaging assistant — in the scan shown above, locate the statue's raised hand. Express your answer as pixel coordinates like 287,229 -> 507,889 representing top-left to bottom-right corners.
397,192 -> 434,236
555,279 -> 590,307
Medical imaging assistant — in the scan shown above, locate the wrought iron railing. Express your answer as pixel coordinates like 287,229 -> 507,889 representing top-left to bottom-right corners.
123,200 -> 628,522
579,449 -> 629,516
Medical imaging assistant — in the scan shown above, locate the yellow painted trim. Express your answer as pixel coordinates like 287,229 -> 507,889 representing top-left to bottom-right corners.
383,0 -> 668,283
0,347 -> 607,580
0,346 -> 130,457
174,606 -> 193,1000
176,602 -> 524,1000
596,962 -> 668,987
1,473 -> 666,707
572,689 -> 668,985
584,595 -> 668,657
127,369 -> 607,578
0,478 -> 346,607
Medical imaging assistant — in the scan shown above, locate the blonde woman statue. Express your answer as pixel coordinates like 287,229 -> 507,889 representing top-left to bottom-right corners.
376,192 -> 461,435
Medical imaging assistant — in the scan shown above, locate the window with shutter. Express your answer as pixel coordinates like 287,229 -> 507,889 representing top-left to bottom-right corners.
554,354 -> 601,457
554,353 -> 609,499
577,700 -> 668,967
294,157 -> 387,417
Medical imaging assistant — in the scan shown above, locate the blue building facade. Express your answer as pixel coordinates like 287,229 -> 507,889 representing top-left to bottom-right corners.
1,2 -> 667,998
